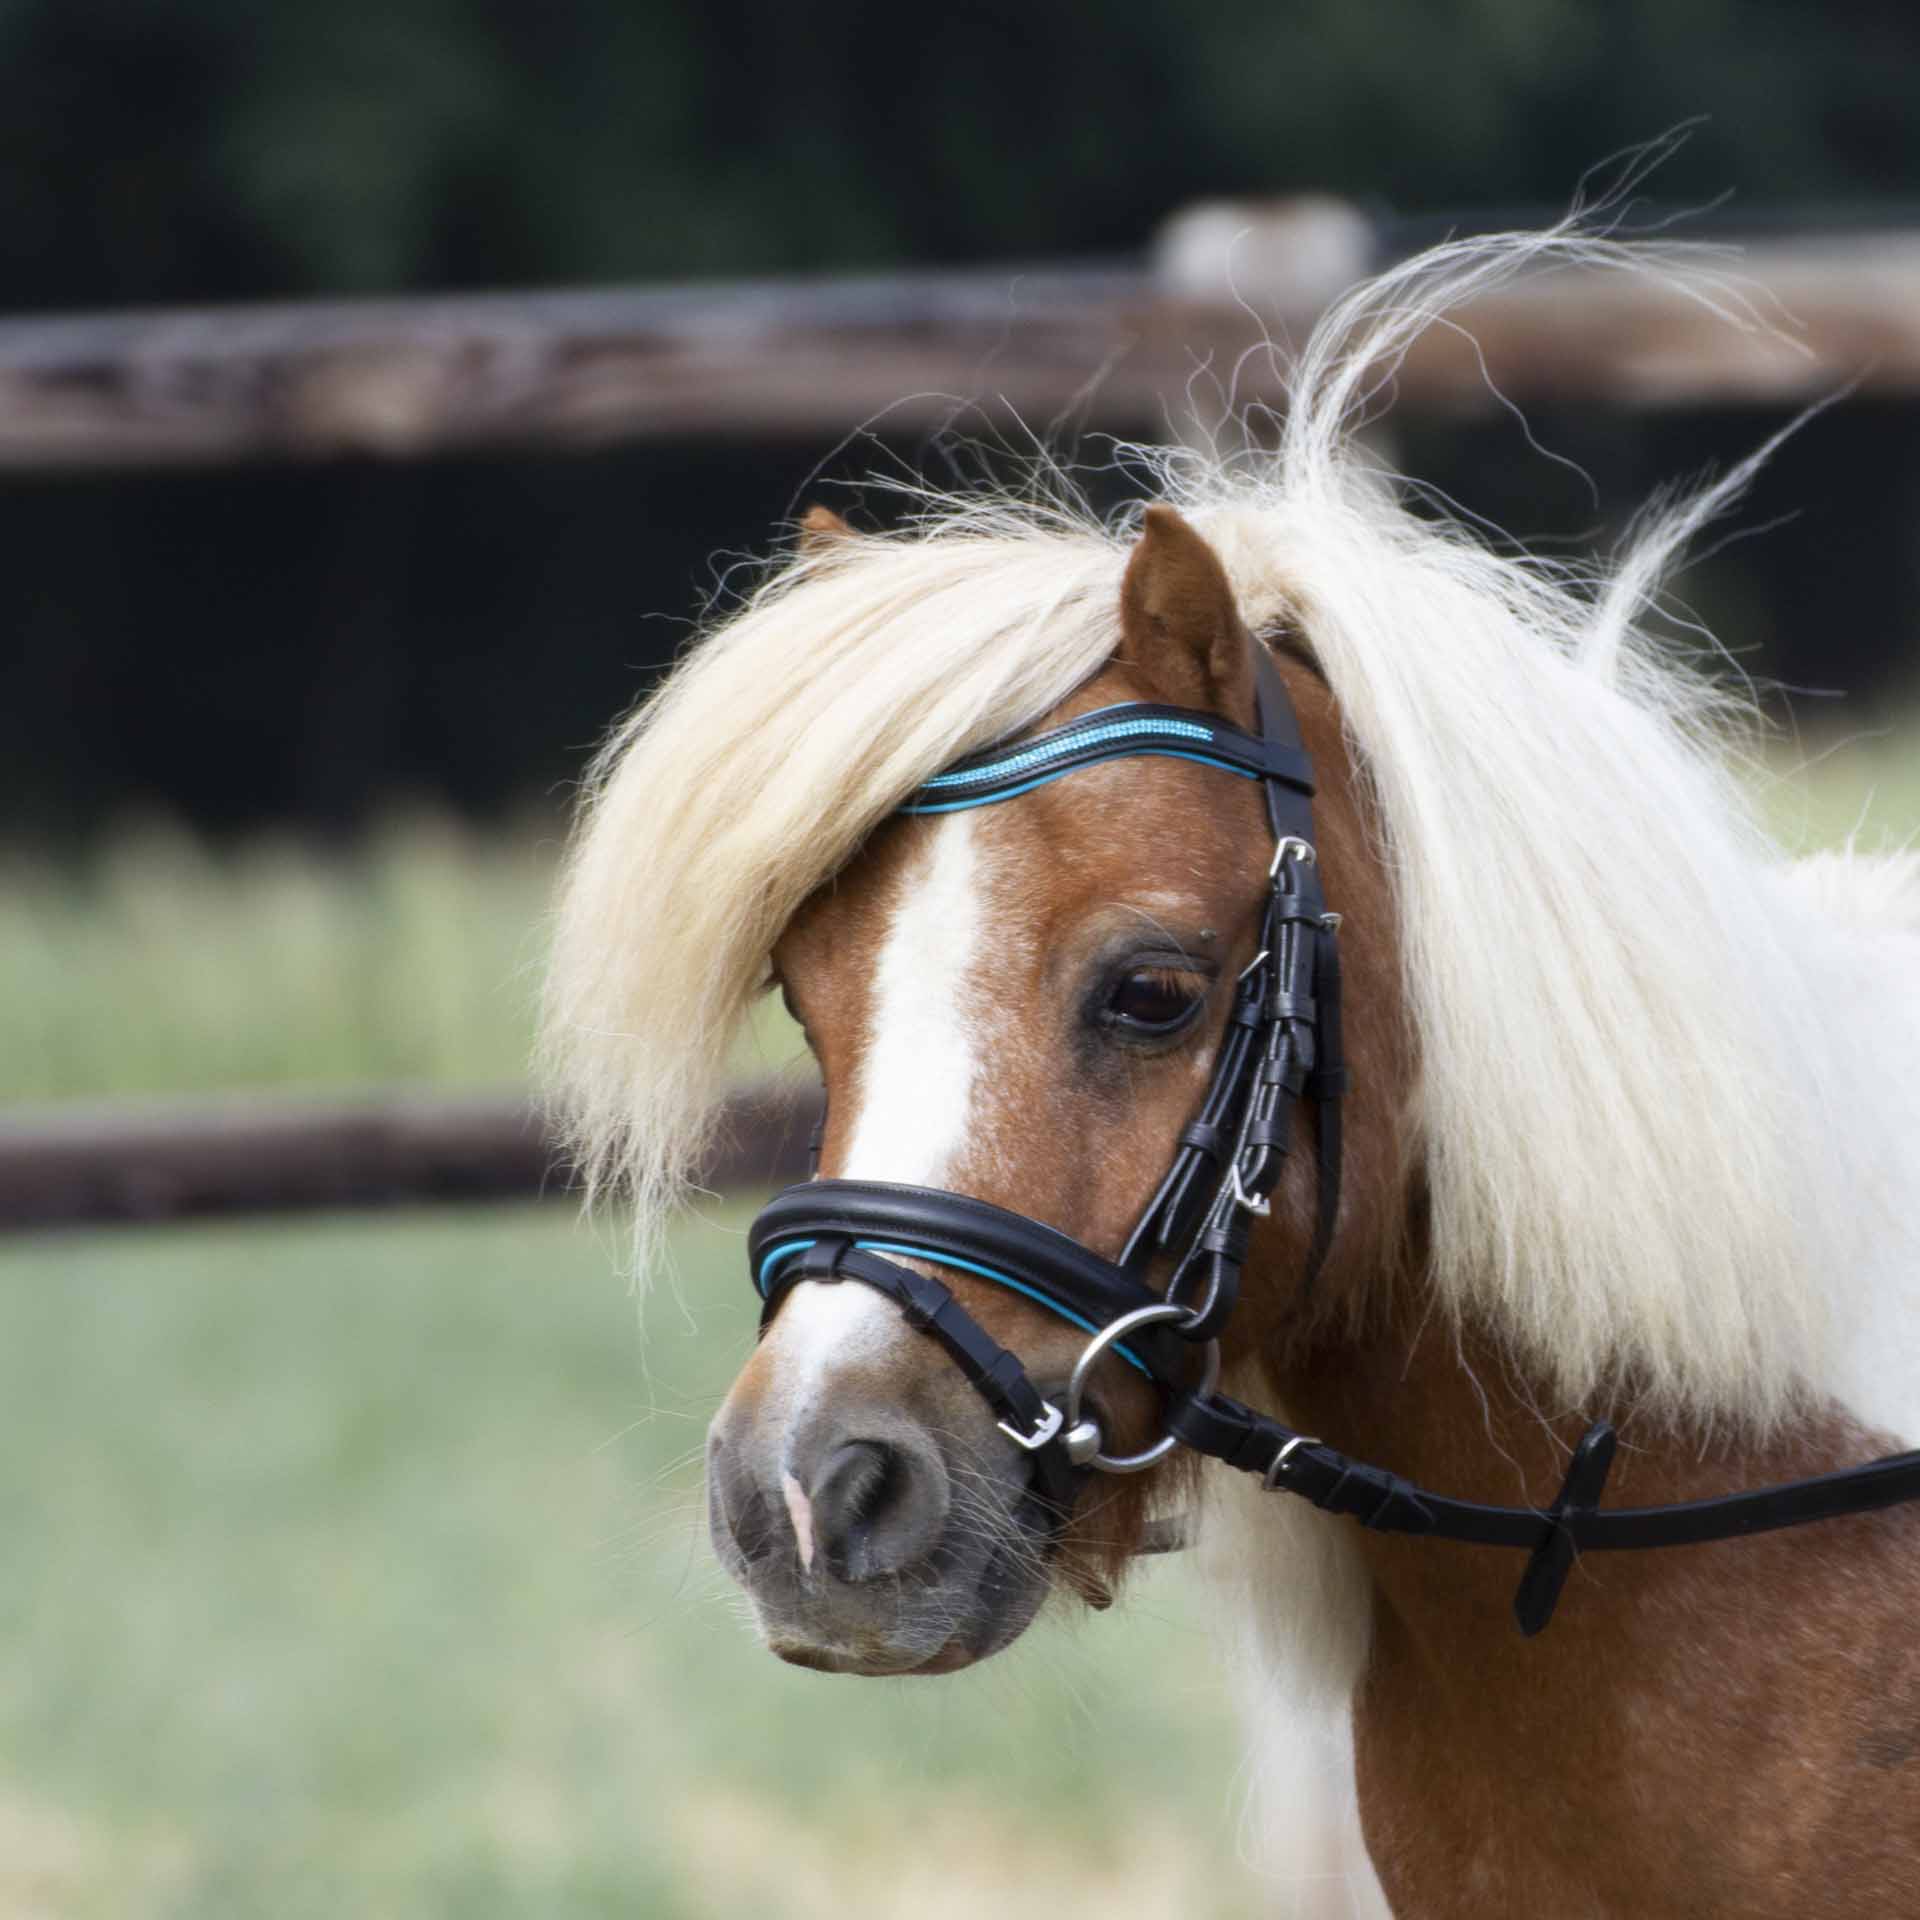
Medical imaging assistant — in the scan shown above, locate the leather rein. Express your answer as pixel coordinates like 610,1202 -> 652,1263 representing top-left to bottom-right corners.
748,642 -> 1920,1636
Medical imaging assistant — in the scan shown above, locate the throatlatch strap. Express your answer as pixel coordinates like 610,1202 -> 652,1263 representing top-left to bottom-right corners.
1302,920 -> 1346,1295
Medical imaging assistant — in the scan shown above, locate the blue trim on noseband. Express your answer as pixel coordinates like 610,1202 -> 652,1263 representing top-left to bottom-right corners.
756,1237 -> 1153,1377
901,748 -> 1261,814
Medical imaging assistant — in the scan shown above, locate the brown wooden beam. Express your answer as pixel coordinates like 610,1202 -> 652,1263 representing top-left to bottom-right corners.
0,215 -> 1915,471
0,1081 -> 821,1232
0,265 -> 1174,468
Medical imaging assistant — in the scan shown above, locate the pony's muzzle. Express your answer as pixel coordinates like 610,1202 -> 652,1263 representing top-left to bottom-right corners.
706,1321 -> 1059,1673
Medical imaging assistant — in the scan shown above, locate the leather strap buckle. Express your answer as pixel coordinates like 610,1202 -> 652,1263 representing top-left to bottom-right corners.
1262,1433 -> 1321,1490
1227,1159 -> 1271,1217
997,1400 -> 1065,1453
1268,835 -> 1316,879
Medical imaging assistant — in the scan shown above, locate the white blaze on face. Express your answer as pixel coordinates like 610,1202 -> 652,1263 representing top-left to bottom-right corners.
761,813 -> 987,1410
844,810 -> 983,1183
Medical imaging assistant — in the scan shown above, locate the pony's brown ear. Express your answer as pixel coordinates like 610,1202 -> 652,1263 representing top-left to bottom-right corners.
797,503 -> 858,554
1118,504 -> 1255,721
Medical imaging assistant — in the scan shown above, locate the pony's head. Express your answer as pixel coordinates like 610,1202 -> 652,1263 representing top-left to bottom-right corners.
543,231 -> 1849,1680
700,505 -> 1404,1672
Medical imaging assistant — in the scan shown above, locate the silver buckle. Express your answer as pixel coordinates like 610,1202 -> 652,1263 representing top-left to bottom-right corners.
998,1400 -> 1065,1453
1262,1434 -> 1321,1490
1227,1159 -> 1271,1218
1267,835 -> 1316,880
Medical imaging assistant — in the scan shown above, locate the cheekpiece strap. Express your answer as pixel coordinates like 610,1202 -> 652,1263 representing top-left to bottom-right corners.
1122,644 -> 1345,1333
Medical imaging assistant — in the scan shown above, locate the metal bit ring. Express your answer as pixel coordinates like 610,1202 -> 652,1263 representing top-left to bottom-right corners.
1062,1302 -> 1221,1475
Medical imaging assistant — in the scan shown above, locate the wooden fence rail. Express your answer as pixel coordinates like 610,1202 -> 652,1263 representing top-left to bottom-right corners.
0,1081 -> 821,1233
2,201 -> 1919,469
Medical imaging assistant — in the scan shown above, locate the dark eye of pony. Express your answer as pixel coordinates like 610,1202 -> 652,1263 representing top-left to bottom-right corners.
1101,966 -> 1207,1036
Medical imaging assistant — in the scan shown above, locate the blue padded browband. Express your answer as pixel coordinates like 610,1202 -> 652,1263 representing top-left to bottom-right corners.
898,702 -> 1316,815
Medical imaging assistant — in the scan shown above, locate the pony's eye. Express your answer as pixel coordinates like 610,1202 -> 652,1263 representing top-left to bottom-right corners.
1103,968 -> 1206,1034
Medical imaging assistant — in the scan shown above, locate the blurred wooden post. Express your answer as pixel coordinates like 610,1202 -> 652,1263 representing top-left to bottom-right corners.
0,1081 -> 821,1231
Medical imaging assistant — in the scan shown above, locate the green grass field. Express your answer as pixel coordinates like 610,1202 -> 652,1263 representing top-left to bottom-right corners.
1,711 -> 1914,1916
0,810 -> 812,1108
0,814 -> 556,1104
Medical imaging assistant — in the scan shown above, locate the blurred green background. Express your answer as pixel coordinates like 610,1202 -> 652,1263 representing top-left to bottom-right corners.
5,2 -> 1920,1912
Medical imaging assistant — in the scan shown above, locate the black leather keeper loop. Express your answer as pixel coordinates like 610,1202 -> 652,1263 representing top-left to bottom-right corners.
1513,1421 -> 1618,1637
900,1276 -> 953,1332
797,1236 -> 850,1281
978,1351 -> 1029,1405
1179,1120 -> 1229,1162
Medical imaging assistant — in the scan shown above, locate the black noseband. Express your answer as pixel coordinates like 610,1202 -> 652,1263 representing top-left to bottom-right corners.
753,1182 -> 1194,1381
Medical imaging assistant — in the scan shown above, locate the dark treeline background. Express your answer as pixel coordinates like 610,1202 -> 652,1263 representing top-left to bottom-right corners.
5,0 -> 1920,838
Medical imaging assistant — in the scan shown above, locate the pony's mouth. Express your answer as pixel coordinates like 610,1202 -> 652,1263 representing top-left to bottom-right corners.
756,1476 -> 1063,1678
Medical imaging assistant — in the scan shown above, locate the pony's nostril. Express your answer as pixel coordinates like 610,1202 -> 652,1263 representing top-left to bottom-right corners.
812,1439 -> 894,1580
810,1437 -> 939,1584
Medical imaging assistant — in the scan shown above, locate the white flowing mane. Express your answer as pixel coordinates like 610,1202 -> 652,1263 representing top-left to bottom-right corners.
542,223 -> 1920,1434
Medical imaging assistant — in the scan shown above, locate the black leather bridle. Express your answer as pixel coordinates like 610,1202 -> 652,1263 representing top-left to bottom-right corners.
747,640 -> 1920,1636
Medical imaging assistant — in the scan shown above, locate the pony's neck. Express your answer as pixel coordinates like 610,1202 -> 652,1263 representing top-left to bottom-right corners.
1269,1296 -> 1920,1913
